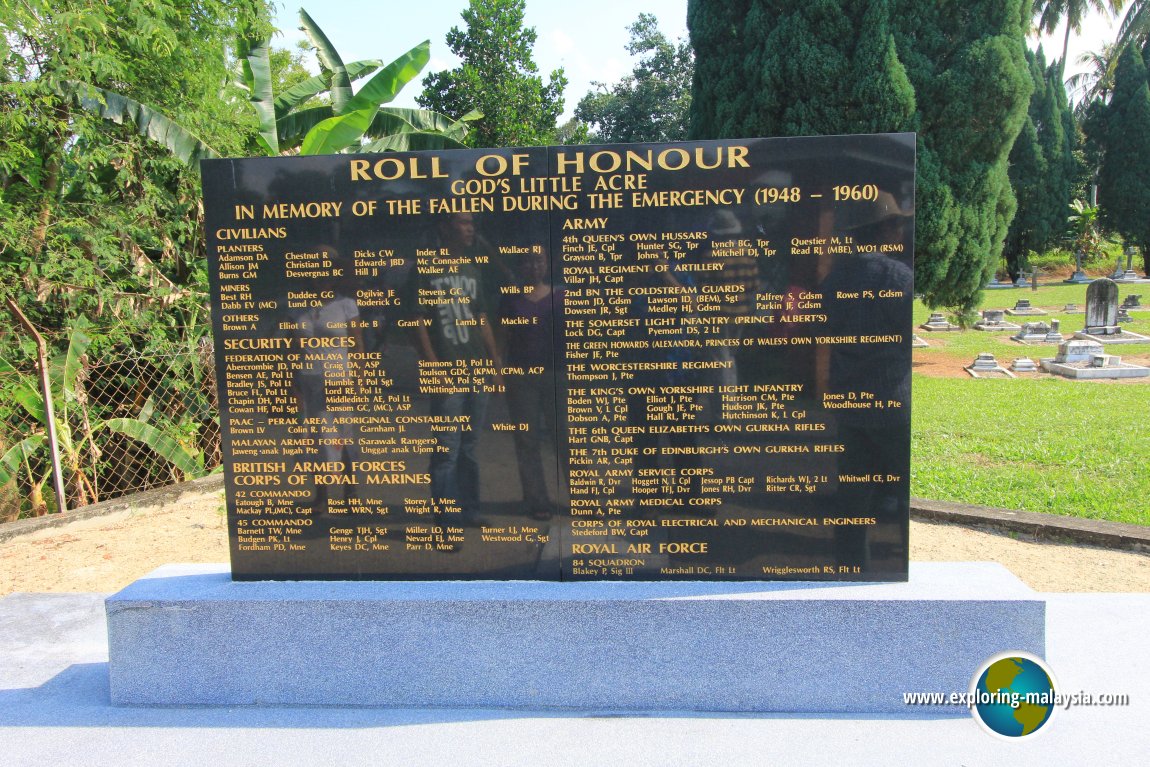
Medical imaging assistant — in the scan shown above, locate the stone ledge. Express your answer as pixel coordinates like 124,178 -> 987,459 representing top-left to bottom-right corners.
106,562 -> 1044,712
0,474 -> 224,543
911,497 -> 1150,553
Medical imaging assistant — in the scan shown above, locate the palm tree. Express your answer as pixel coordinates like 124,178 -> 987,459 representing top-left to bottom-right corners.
1115,1 -> 1150,50
1067,43 -> 1121,106
1033,0 -> 1127,75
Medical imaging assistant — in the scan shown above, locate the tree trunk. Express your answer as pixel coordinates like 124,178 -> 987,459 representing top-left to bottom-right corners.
1060,20 -> 1072,80
30,103 -> 69,259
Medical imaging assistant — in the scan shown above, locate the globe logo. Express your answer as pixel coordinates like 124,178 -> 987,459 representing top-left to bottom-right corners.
969,652 -> 1058,739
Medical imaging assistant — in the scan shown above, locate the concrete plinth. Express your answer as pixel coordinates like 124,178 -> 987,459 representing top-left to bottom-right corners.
1073,329 -> 1150,345
1039,359 -> 1150,379
106,562 -> 1045,713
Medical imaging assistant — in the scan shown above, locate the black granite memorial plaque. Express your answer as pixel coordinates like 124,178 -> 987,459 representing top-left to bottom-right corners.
202,134 -> 915,581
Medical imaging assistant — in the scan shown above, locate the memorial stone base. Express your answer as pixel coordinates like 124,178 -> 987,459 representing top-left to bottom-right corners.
1039,358 -> 1150,379
1073,329 -> 1150,345
106,562 -> 1044,713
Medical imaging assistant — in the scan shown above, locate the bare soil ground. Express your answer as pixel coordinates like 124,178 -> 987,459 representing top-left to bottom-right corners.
913,335 -> 1150,379
0,486 -> 1146,594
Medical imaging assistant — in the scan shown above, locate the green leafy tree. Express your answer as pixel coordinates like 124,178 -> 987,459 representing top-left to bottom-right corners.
1098,41 -> 1150,270
1005,47 -> 1081,278
575,14 -> 694,143
1005,108 -> 1049,280
417,0 -> 567,147
689,0 -> 1031,310
0,0 -> 267,341
0,1 -> 270,515
270,42 -> 319,100
553,117 -> 591,145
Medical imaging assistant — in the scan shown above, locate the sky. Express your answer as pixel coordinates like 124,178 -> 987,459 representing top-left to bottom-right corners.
271,1 -> 1125,118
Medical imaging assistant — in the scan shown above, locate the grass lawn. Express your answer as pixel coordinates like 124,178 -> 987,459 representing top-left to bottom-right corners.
910,280 -> 1150,525
911,375 -> 1149,524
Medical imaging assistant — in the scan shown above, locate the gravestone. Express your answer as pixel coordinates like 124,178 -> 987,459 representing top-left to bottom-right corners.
1055,339 -> 1105,363
1075,278 -> 1150,344
1117,306 -> 1133,323
1010,358 -> 1038,373
965,352 -> 1013,378
1062,303 -> 1082,314
912,334 -> 929,348
974,309 -> 1020,331
1006,298 -> 1045,316
1091,353 -> 1120,367
1121,294 -> 1142,308
920,312 -> 958,332
1084,279 -> 1119,334
199,135 -> 917,583
1064,253 -> 1091,284
985,273 -> 1011,289
1040,338 -> 1150,379
1110,254 -> 1126,280
1012,320 -> 1062,344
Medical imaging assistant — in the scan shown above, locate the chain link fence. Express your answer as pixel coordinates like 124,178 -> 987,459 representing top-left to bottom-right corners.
0,329 -> 220,522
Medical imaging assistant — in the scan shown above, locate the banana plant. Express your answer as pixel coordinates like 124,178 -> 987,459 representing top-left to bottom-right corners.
63,81 -> 219,164
1067,199 -> 1102,257
237,9 -> 479,156
0,325 -> 203,514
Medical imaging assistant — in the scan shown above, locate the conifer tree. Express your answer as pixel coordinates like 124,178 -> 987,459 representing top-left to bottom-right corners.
1098,42 -> 1150,271
1005,105 -> 1048,278
688,0 -> 1032,310
1005,47 -> 1080,278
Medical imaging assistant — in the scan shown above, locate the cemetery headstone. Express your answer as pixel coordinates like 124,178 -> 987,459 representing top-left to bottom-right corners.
974,309 -> 1020,331
965,352 -> 1013,378
920,312 -> 958,331
1064,253 -> 1091,283
1006,298 -> 1046,316
1040,338 -> 1150,379
1075,278 -> 1150,343
1083,278 -> 1119,334
1011,321 -> 1061,344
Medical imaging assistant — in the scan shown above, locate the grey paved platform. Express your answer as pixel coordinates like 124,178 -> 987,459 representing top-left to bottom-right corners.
1,570 -> 1147,765
105,563 -> 1043,711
